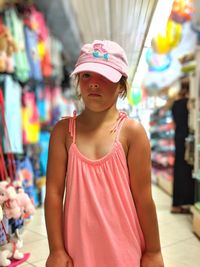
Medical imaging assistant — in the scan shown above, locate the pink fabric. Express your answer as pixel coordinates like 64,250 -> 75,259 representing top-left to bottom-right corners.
64,112 -> 145,267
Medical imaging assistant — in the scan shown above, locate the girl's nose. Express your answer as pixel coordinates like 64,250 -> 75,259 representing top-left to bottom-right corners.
89,83 -> 99,89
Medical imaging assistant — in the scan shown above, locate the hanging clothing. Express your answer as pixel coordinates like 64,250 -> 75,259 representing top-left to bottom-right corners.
4,75 -> 23,154
171,97 -> 195,206
4,8 -> 30,82
22,90 -> 40,144
24,25 -> 42,81
64,112 -> 145,267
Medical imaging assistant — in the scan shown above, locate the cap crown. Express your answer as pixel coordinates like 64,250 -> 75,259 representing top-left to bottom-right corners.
76,40 -> 128,77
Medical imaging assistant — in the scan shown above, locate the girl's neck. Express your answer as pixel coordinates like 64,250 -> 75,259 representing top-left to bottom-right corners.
80,107 -> 119,126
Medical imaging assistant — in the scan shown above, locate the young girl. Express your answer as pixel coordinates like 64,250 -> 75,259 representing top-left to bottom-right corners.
45,40 -> 164,267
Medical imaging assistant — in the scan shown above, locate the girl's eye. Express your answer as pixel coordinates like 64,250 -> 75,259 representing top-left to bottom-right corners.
82,73 -> 91,79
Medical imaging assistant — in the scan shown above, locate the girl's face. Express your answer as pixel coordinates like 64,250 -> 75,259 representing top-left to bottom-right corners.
79,72 -> 122,112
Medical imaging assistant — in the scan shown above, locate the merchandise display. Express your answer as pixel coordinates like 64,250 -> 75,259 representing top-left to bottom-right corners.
0,2 -> 72,266
0,0 -> 200,265
150,107 -> 175,194
143,0 -> 198,93
143,1 -> 200,234
189,45 -> 200,237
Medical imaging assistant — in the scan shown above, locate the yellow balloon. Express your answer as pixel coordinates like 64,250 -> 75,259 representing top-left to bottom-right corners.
152,34 -> 171,54
166,20 -> 182,49
152,19 -> 182,54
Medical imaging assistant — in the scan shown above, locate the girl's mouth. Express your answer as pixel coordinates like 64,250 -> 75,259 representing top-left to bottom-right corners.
88,93 -> 101,97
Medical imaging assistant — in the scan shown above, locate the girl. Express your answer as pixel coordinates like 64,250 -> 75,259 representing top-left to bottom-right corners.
45,40 -> 164,267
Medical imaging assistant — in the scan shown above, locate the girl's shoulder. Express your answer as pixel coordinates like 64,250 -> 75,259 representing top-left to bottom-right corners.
122,118 -> 148,144
50,116 -> 72,142
53,116 -> 71,131
123,117 -> 145,134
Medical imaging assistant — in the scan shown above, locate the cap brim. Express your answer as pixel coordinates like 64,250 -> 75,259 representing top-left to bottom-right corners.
70,62 -> 122,83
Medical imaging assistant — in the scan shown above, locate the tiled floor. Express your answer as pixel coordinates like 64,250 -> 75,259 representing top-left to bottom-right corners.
19,185 -> 200,267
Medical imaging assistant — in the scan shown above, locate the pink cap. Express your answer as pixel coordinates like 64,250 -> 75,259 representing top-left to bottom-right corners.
71,40 -> 128,83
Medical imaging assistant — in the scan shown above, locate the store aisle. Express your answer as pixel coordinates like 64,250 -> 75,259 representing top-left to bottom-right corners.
153,185 -> 200,267
20,184 -> 200,267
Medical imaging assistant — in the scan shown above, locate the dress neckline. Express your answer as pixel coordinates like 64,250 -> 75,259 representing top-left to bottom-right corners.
69,141 -> 125,165
68,111 -> 128,165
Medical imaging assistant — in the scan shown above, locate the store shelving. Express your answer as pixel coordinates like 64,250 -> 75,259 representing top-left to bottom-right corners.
150,107 -> 175,195
189,45 -> 200,238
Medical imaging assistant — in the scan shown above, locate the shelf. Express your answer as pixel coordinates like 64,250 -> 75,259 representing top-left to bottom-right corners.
150,106 -> 175,197
157,174 -> 172,196
193,170 -> 200,181
191,206 -> 200,238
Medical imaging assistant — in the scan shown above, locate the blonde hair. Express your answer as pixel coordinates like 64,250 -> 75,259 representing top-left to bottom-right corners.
119,76 -> 129,98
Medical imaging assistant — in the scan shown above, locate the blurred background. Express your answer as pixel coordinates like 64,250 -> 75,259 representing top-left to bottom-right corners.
0,0 -> 200,266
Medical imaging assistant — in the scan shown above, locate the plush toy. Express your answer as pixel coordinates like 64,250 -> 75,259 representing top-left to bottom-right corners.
0,181 -> 12,205
0,181 -> 21,219
0,24 -> 7,71
0,23 -> 17,73
0,205 -> 3,221
0,230 -> 23,267
14,188 -> 35,217
0,181 -> 35,219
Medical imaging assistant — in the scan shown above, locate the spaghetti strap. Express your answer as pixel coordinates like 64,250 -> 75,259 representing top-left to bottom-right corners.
114,112 -> 127,141
69,111 -> 77,144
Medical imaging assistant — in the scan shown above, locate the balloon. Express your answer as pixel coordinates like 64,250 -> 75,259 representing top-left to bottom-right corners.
128,87 -> 142,106
170,0 -> 194,24
152,34 -> 171,54
166,20 -> 182,48
152,20 -> 182,54
146,48 -> 172,72
171,22 -> 197,58
143,57 -> 182,93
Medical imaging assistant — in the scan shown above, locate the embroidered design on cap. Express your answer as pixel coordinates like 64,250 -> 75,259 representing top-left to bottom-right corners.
92,43 -> 108,60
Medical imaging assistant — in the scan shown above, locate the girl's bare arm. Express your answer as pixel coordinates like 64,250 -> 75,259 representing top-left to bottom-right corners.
45,119 -> 73,267
126,120 -> 164,267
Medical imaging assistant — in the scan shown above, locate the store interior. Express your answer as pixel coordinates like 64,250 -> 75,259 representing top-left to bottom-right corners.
0,0 -> 200,266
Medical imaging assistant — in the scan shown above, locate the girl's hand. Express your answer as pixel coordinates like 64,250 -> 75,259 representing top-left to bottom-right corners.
141,251 -> 164,267
46,250 -> 73,267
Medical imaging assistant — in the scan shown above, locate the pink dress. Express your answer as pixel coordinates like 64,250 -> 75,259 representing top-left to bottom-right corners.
64,112 -> 145,267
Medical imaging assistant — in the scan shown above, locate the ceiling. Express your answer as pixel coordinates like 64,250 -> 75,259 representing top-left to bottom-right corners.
34,0 -> 158,82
